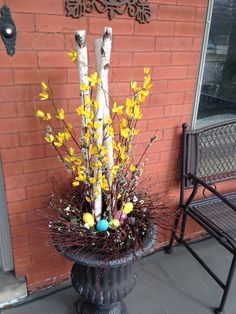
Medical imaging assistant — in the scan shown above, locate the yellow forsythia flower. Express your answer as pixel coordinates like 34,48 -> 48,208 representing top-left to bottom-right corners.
107,126 -> 114,138
131,81 -> 138,91
144,67 -> 150,74
41,82 -> 48,91
123,202 -> 134,214
39,91 -> 49,101
94,121 -> 102,129
105,116 -> 112,124
73,181 -> 80,187
80,83 -> 90,92
68,50 -> 78,62
89,177 -> 96,184
112,102 -> 123,115
121,128 -> 129,139
36,110 -> 45,118
57,108 -> 65,120
88,72 -> 101,87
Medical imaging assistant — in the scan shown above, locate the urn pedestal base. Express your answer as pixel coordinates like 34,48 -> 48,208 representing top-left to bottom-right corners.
76,299 -> 128,314
71,262 -> 135,314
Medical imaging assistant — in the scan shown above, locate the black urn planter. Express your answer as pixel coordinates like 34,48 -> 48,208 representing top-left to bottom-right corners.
63,226 -> 156,314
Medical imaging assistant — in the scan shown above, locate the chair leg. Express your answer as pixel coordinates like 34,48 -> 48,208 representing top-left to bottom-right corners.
165,208 -> 183,254
215,255 -> 236,314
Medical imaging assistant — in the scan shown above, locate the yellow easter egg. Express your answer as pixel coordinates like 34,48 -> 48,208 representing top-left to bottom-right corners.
123,202 -> 133,214
83,212 -> 95,227
109,219 -> 120,229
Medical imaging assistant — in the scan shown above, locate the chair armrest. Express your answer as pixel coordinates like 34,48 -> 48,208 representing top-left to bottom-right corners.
188,174 -> 236,212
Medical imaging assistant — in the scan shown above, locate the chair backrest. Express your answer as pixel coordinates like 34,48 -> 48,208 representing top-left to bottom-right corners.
184,119 -> 236,187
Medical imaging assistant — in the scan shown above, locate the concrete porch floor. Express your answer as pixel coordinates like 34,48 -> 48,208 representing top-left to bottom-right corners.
2,238 -> 236,314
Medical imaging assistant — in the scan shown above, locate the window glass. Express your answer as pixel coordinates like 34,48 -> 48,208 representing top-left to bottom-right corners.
196,0 -> 236,129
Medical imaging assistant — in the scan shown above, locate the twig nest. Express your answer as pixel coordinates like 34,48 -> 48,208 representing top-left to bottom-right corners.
96,219 -> 109,232
83,212 -> 95,227
109,219 -> 120,229
123,202 -> 134,214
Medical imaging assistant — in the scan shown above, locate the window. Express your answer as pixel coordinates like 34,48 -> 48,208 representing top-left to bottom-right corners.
192,0 -> 236,129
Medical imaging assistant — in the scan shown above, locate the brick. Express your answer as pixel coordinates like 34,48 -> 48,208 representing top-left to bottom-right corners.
109,82 -> 131,97
50,83 -> 80,99
156,37 -> 192,51
172,52 -> 200,65
175,22 -> 204,37
111,67 -> 146,82
11,223 -> 38,237
9,212 -> 28,226
4,172 -> 47,190
6,188 -> 26,203
148,117 -> 181,130
17,33 -> 65,51
142,107 -> 164,119
113,36 -> 155,52
89,18 -> 134,35
133,52 -> 171,66
14,69 -> 67,85
1,145 -> 45,163
0,133 -> 19,149
187,66 -> 198,78
2,162 -> 23,177
158,5 -> 196,21
0,102 -> 17,118
23,156 -> 61,173
0,85 -> 33,102
19,132 -> 45,146
35,14 -> 87,32
184,91 -> 195,104
192,37 -> 203,51
135,21 -> 175,36
168,79 -> 195,92
196,8 -> 206,22
7,196 -> 47,215
14,13 -> 35,31
0,117 -> 39,134
153,66 -> 188,80
38,51 -> 73,68
14,256 -> 32,268
177,0 -> 208,7
150,92 -> 185,106
8,0 -> 63,14
164,104 -> 193,117
111,53 -> 132,67
0,51 -> 38,68
163,127 -> 182,140
12,234 -> 29,248
0,69 -> 13,85
26,182 -> 53,198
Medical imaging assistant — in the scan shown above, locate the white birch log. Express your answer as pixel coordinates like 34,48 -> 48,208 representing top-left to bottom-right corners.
93,27 -> 113,220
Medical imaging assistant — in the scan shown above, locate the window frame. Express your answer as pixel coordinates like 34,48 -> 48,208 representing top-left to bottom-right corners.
191,0 -> 215,130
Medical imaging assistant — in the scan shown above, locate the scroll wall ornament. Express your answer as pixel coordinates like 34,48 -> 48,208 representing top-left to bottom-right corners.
66,0 -> 151,24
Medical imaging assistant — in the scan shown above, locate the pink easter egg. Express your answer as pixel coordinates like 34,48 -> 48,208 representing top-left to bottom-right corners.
114,210 -> 127,222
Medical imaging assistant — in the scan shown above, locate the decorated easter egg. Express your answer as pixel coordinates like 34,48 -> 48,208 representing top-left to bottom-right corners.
114,210 -> 127,224
83,212 -> 95,227
96,219 -> 109,232
109,219 -> 120,229
123,202 -> 134,214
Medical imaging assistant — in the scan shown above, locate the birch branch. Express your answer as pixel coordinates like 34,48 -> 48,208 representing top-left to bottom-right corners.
75,30 -> 90,162
93,27 -> 113,220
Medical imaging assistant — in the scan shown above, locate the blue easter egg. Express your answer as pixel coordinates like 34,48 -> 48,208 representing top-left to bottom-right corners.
96,219 -> 109,232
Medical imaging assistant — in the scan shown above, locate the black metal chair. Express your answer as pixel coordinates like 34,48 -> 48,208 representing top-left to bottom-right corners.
165,120 -> 236,314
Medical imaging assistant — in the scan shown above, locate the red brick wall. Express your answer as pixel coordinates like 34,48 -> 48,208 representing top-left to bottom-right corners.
0,0 -> 209,291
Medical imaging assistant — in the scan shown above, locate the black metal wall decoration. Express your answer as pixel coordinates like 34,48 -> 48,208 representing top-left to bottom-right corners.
0,5 -> 17,56
66,0 -> 151,24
